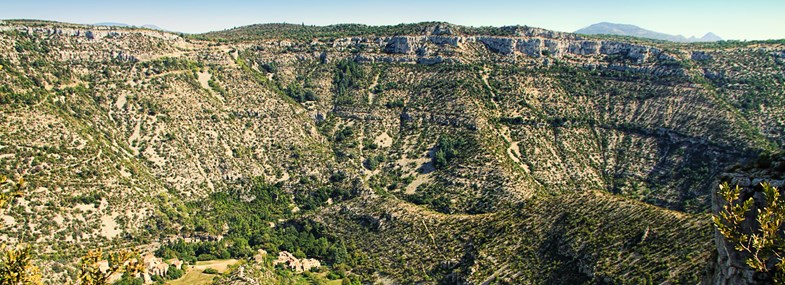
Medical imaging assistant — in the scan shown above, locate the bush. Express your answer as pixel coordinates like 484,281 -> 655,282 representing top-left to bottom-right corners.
385,99 -> 405,108
327,271 -> 341,280
202,268 -> 219,274
197,253 -> 216,261
432,136 -> 467,169
166,265 -> 184,280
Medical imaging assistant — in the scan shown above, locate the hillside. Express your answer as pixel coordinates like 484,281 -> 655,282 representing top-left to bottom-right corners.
0,20 -> 783,284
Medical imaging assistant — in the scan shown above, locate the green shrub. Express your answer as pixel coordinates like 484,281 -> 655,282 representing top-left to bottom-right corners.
433,136 -> 467,169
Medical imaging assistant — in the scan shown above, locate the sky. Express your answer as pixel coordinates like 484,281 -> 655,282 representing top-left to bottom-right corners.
0,0 -> 783,40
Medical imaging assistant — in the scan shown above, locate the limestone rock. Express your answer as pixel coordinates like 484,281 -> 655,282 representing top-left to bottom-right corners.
477,37 -> 515,55
385,36 -> 414,54
516,38 -> 542,57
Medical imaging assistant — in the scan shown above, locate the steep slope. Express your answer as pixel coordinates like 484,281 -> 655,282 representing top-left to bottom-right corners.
0,20 -> 783,284
316,190 -> 714,284
0,21 -> 349,256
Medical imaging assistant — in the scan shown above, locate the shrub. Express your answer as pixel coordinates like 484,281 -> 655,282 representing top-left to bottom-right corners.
432,136 -> 466,169
166,265 -> 184,280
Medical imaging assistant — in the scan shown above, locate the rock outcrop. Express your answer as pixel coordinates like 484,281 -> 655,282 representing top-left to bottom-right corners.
384,36 -> 414,54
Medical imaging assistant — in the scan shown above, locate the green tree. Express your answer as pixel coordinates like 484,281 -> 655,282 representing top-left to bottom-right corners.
432,136 -> 466,169
0,176 -> 42,285
229,237 -> 252,258
165,265 -> 184,280
79,249 -> 143,285
713,182 -> 785,283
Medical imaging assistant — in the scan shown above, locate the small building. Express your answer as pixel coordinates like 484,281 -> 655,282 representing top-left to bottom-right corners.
272,251 -> 321,272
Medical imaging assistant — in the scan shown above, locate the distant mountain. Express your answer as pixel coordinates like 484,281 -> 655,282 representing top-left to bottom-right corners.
575,22 -> 722,42
93,22 -> 130,27
141,24 -> 163,31
92,22 -> 164,31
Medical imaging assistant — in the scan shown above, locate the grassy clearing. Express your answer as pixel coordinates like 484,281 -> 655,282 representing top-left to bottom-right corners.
166,270 -> 215,285
166,259 -> 239,285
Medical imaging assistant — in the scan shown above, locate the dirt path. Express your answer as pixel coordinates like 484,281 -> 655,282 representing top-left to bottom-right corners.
368,73 -> 380,104
115,92 -> 127,109
100,212 -> 121,239
500,126 -> 529,172
405,173 -> 432,194
480,67 -> 500,109
499,126 -> 519,162
128,120 -> 141,155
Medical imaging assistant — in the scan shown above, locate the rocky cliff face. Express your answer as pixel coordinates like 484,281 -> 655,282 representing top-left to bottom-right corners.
330,24 -> 669,66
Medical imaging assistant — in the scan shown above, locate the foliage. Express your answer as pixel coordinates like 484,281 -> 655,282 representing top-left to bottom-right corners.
294,187 -> 353,212
432,136 -> 467,169
0,245 -> 41,285
385,99 -> 405,108
0,176 -> 23,216
713,182 -> 785,283
364,154 -> 386,171
155,179 -> 351,267
165,265 -> 184,280
111,272 -> 143,285
333,59 -> 364,105
79,249 -> 143,285
0,176 -> 41,285
202,268 -> 219,274
202,22 -> 451,42
284,82 -> 317,103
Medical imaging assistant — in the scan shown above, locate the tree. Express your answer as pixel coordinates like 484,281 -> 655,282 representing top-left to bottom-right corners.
0,176 -> 41,285
165,265 -> 184,280
78,249 -> 143,285
0,245 -> 41,285
229,237 -> 252,258
432,136 -> 465,169
713,182 -> 785,283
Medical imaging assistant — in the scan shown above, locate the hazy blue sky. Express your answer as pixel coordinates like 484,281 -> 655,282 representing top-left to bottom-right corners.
1,0 -> 783,40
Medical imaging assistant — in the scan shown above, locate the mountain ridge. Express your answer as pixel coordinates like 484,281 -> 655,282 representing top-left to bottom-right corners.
92,22 -> 164,31
576,22 -> 723,42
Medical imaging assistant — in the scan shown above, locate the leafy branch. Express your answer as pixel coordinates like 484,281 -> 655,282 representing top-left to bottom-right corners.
713,182 -> 785,283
